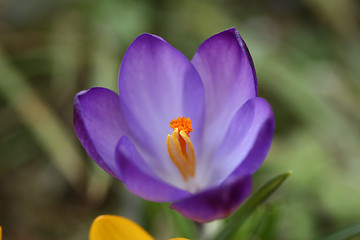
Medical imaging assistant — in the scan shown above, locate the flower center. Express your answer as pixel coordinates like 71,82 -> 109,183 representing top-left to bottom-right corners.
166,117 -> 196,181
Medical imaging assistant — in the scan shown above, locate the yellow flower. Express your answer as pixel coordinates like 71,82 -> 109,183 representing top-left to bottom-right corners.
89,215 -> 189,240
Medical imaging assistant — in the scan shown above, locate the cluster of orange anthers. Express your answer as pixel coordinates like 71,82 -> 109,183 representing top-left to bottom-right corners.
169,117 -> 193,136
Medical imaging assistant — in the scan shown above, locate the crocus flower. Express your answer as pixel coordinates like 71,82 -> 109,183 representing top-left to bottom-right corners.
74,28 -> 274,222
90,215 -> 188,240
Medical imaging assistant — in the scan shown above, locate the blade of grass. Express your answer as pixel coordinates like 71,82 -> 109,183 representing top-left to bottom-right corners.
167,210 -> 198,240
251,204 -> 280,240
0,47 -> 85,190
319,222 -> 360,240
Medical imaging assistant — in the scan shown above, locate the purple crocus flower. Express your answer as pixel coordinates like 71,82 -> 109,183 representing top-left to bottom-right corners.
74,28 -> 274,222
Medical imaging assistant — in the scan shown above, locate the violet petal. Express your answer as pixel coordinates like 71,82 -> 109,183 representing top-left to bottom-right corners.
192,28 -> 257,167
74,87 -> 128,180
118,33 -> 205,183
209,97 -> 274,185
170,175 -> 252,223
118,33 -> 205,155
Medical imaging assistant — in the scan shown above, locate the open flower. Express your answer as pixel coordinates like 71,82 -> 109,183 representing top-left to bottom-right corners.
74,28 -> 274,222
90,215 -> 188,240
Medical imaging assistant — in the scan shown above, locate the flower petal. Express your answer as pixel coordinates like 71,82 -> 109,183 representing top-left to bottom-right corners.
115,136 -> 191,202
118,33 -> 205,183
89,215 -> 154,240
228,112 -> 275,179
74,87 -> 129,180
170,175 -> 252,223
192,28 -> 257,168
209,97 -> 274,185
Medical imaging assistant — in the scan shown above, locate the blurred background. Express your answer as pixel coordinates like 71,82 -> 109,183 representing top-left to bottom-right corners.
0,0 -> 360,239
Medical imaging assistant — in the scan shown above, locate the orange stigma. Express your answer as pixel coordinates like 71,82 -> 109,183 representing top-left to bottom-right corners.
169,117 -> 193,136
167,117 -> 196,181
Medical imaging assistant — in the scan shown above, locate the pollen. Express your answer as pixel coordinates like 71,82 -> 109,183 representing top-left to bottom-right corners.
170,117 -> 193,136
167,117 -> 196,181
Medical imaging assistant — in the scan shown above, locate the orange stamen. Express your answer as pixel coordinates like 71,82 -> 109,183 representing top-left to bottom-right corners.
167,117 -> 196,181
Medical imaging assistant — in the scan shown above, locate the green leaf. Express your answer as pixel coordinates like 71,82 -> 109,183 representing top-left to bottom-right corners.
213,171 -> 292,240
319,222 -> 360,240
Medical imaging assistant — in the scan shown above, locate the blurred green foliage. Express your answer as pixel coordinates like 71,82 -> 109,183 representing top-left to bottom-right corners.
0,0 -> 360,239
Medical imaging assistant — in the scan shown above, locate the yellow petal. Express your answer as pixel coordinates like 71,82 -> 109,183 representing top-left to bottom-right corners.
89,215 -> 154,240
0,225 -> 2,240
169,238 -> 190,240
